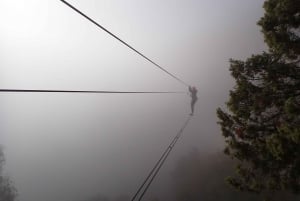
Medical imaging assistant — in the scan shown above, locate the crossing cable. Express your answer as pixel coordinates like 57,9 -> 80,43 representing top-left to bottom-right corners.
59,0 -> 189,87
0,89 -> 184,94
130,129 -> 180,201
137,115 -> 191,201
131,115 -> 192,201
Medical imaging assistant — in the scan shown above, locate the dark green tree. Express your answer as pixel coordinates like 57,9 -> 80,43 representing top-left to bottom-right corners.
217,0 -> 300,194
0,148 -> 17,201
171,150 -> 298,201
258,0 -> 300,58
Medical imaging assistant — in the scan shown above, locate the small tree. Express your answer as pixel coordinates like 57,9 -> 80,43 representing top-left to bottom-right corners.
0,148 -> 17,201
217,0 -> 300,194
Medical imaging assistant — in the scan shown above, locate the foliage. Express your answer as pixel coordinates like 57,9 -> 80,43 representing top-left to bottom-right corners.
0,148 -> 17,201
258,0 -> 300,58
217,0 -> 300,194
171,150 -> 298,201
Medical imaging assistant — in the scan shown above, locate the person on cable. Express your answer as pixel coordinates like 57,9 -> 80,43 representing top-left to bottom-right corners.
188,86 -> 198,116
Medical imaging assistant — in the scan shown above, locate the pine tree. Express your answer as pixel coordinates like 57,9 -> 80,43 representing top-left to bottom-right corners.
217,0 -> 300,194
258,0 -> 300,58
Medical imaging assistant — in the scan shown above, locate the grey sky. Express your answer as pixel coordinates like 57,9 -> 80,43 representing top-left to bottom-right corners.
1,1 -> 266,201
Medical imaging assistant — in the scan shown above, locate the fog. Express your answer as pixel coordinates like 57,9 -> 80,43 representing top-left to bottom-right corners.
0,1 -> 266,201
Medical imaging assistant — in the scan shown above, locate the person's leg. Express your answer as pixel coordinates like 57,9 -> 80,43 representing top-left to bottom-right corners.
190,99 -> 196,115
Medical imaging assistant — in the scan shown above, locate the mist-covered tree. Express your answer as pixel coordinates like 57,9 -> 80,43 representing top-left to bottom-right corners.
217,0 -> 300,194
171,150 -> 298,201
0,148 -> 17,201
257,0 -> 300,58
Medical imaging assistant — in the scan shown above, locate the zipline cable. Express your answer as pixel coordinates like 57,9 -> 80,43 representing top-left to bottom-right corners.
59,0 -> 189,87
0,89 -> 184,94
130,131 -> 179,201
131,115 -> 192,201
137,116 -> 191,201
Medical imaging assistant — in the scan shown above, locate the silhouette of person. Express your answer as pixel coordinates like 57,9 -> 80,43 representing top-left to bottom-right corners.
188,86 -> 198,116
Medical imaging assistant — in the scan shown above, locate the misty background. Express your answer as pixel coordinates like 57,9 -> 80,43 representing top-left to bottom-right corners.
0,0 -> 267,201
